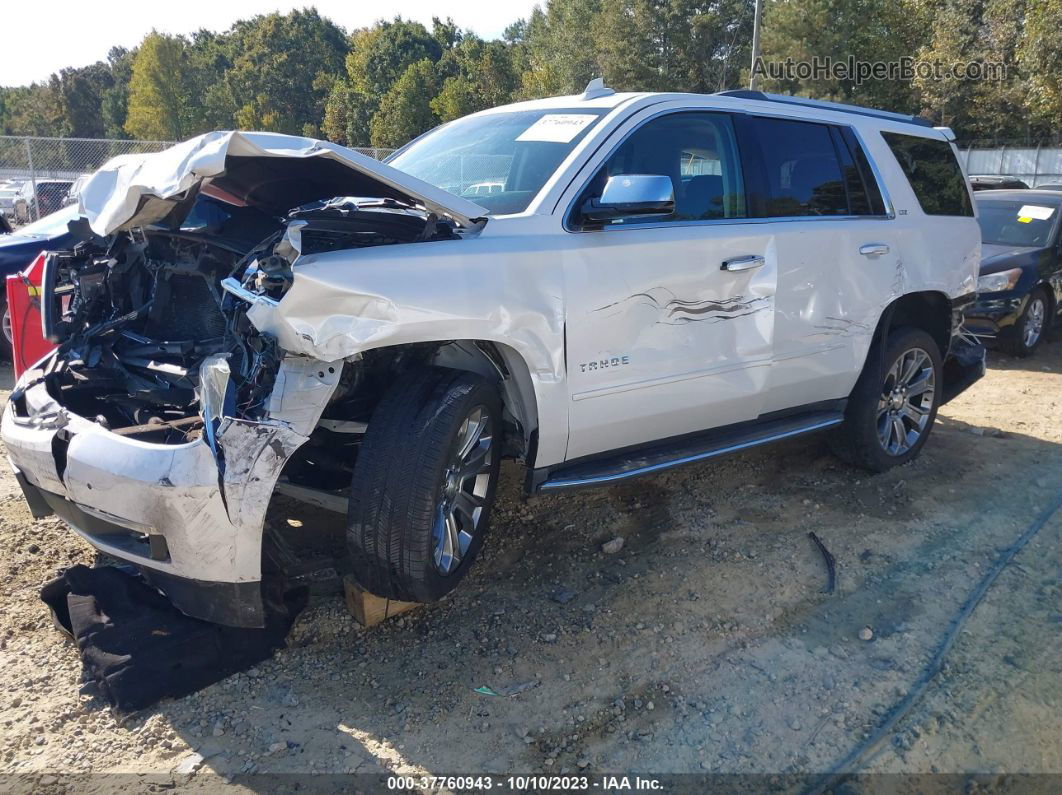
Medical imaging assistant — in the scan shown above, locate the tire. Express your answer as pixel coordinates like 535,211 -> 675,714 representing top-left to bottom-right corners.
1001,288 -> 1048,358
0,299 -> 12,363
347,367 -> 503,602
828,326 -> 943,473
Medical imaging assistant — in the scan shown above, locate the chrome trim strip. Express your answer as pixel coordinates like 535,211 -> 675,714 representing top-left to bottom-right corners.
540,417 -> 843,490
566,213 -> 894,234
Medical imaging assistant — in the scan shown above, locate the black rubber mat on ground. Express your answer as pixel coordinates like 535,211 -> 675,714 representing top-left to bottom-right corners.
40,565 -> 301,713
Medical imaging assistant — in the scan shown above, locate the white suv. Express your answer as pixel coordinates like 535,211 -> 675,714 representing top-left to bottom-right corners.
3,85 -> 984,626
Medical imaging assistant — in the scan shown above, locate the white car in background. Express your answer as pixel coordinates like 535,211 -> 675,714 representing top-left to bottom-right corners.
3,84 -> 983,626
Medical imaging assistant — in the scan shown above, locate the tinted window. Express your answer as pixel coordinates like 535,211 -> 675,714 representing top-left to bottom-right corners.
976,199 -> 1059,247
578,112 -> 746,225
747,117 -> 848,217
881,132 -> 973,216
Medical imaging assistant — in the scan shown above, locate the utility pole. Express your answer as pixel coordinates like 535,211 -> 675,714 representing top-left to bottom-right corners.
749,0 -> 764,90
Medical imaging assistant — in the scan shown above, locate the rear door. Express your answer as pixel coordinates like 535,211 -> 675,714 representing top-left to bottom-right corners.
736,115 -> 904,413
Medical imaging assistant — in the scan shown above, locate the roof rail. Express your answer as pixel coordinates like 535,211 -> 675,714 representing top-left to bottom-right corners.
715,90 -> 934,129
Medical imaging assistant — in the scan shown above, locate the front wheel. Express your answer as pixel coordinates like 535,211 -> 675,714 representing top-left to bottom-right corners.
347,367 -> 502,602
0,300 -> 12,362
829,326 -> 943,472
1002,288 -> 1048,358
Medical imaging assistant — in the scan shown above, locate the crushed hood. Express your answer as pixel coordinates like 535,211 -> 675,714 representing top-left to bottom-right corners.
77,131 -> 489,236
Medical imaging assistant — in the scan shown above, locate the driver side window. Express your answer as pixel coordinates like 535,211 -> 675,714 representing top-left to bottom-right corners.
579,112 -> 747,225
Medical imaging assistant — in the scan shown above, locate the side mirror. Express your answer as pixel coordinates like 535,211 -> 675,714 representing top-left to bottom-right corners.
581,174 -> 675,223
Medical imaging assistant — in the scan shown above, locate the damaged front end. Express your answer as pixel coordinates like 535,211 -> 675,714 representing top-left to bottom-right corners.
2,131 -> 487,626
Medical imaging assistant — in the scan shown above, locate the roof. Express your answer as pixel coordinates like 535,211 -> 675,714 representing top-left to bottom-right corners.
716,90 -> 935,128
479,86 -> 939,133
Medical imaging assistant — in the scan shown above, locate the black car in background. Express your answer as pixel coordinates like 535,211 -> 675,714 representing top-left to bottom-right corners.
969,175 -> 1030,191
966,190 -> 1062,357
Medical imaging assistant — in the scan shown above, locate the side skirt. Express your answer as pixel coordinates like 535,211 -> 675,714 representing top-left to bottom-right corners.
531,401 -> 846,493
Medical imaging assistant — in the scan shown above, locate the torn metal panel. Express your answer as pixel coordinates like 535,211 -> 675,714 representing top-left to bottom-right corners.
215,418 -> 307,532
77,131 -> 489,236
264,356 -> 344,436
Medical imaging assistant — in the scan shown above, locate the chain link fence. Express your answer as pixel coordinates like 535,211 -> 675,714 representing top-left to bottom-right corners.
0,136 -> 394,227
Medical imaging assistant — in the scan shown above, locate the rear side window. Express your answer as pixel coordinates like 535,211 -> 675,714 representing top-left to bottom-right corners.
745,117 -> 849,217
881,132 -> 973,217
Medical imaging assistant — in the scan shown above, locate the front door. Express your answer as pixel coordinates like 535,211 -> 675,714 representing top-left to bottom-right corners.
562,111 -> 776,461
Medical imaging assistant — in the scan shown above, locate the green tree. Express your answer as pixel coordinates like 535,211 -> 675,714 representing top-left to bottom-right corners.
324,17 -> 443,145
124,32 -> 192,139
520,0 -> 603,97
759,0 -> 930,113
221,9 -> 348,135
57,62 -> 114,138
370,59 -> 439,147
1019,0 -> 1062,131
101,47 -> 134,139
0,82 -> 63,136
432,37 -> 521,121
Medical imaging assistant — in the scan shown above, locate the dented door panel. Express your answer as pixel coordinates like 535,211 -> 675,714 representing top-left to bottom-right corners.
563,224 -> 776,460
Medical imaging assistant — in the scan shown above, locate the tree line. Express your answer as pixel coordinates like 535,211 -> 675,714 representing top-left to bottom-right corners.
1,1 -> 1059,149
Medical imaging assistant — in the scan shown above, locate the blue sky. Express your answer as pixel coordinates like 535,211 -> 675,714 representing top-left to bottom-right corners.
3,0 -> 541,86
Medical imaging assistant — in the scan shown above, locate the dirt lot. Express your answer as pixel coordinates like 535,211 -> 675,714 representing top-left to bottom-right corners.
0,342 -> 1059,790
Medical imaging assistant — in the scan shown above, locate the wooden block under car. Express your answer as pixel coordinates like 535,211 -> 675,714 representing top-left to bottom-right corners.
343,575 -> 420,627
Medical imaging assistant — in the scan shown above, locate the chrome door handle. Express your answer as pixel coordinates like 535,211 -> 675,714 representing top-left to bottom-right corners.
721,254 -> 765,272
859,243 -> 890,258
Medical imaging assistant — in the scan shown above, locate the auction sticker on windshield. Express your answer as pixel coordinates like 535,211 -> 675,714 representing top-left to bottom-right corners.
516,114 -> 598,143
1017,204 -> 1055,223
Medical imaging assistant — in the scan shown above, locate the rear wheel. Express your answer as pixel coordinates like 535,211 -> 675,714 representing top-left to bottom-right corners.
346,367 -> 502,602
829,326 -> 942,472
1002,288 -> 1048,358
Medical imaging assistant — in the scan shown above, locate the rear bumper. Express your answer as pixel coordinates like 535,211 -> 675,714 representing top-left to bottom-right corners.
2,379 -> 307,627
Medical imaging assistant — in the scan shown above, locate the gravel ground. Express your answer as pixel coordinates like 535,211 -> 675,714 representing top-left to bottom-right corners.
0,343 -> 1059,790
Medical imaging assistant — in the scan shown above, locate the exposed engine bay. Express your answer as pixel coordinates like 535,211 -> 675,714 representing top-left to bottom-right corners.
27,197 -> 459,445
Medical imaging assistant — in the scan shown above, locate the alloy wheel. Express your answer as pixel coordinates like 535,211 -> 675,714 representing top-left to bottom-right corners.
432,405 -> 494,575
1023,296 -> 1046,349
877,347 -> 936,456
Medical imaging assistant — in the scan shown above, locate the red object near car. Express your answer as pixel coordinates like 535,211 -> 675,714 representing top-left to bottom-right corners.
7,252 -> 55,378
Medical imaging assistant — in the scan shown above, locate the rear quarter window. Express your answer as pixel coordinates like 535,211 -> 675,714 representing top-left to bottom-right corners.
881,132 -> 973,217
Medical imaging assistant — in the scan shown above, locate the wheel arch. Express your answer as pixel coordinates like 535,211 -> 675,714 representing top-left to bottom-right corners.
875,290 -> 953,357
321,338 -> 542,462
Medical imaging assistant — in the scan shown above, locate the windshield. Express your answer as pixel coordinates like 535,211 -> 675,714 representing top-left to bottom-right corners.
388,108 -> 607,215
976,199 -> 1060,247
14,204 -> 81,236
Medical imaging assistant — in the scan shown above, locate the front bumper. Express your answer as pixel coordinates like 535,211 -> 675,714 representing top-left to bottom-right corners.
963,293 -> 1027,338
2,378 -> 309,627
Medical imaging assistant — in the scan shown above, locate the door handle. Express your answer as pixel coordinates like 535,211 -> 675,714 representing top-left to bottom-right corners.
859,243 -> 890,258
721,254 -> 765,272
